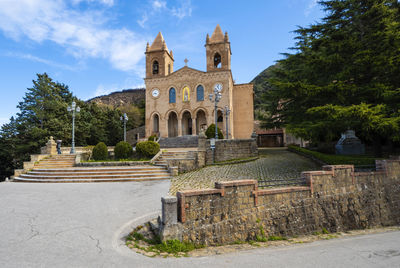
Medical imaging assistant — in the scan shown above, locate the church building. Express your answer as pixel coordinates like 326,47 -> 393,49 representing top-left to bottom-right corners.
144,25 -> 254,139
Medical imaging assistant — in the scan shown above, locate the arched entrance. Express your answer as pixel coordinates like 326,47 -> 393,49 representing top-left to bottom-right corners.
168,112 -> 178,137
196,110 -> 207,135
181,111 -> 192,135
153,114 -> 159,135
217,110 -> 224,136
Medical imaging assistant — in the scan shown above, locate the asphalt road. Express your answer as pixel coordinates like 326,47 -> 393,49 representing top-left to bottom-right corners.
0,181 -> 399,268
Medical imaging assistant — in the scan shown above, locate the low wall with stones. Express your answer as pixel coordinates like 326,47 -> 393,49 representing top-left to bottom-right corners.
159,160 -> 400,245
201,139 -> 258,165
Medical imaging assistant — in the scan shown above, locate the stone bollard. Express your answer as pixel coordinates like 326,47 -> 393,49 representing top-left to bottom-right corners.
162,196 -> 177,226
160,196 -> 182,241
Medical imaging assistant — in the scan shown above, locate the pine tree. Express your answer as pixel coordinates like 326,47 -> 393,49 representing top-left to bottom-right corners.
261,0 -> 400,155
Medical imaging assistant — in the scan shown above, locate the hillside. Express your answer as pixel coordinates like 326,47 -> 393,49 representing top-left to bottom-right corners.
87,88 -> 145,107
251,63 -> 279,110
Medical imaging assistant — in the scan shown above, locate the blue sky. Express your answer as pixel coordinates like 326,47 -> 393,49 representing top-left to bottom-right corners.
0,0 -> 324,126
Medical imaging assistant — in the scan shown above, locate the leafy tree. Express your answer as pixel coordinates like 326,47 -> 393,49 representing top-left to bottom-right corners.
260,0 -> 400,156
0,73 -> 127,180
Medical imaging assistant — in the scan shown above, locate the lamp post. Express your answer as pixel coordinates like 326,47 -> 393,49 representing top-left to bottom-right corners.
120,113 -> 129,142
67,101 -> 80,154
209,88 -> 222,140
209,88 -> 222,164
224,105 -> 231,139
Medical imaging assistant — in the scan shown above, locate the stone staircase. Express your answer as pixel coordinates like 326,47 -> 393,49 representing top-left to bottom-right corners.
158,135 -> 198,148
33,155 -> 76,168
153,151 -> 196,166
13,155 -> 171,183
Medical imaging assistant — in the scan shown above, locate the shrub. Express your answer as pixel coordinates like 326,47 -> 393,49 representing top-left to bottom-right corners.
205,124 -> 224,139
114,141 -> 132,160
92,142 -> 108,161
148,135 -> 157,141
288,145 -> 377,166
136,141 -> 160,158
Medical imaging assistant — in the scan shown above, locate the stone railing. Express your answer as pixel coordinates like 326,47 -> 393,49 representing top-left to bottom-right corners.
157,160 -> 400,245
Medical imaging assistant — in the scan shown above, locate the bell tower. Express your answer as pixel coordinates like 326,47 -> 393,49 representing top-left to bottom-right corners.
145,32 -> 174,78
205,25 -> 231,72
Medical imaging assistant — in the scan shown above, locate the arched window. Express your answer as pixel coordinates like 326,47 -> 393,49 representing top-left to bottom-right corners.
169,88 -> 176,103
152,60 -> 159,74
214,53 -> 221,68
196,85 -> 204,101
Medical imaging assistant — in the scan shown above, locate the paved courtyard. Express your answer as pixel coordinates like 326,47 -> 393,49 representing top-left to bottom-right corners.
0,179 -> 399,267
170,148 -> 321,195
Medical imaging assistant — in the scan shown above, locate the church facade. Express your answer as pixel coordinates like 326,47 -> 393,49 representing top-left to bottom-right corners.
144,25 -> 254,139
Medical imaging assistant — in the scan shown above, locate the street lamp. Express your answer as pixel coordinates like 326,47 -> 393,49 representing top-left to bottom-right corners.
208,88 -> 222,140
224,105 -> 231,139
67,101 -> 80,154
120,113 -> 129,142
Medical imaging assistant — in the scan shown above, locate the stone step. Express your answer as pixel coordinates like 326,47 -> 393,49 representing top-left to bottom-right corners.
34,164 -> 74,168
20,173 -> 170,179
158,136 -> 198,148
35,162 -> 75,165
13,176 -> 171,183
28,170 -> 169,176
31,166 -> 168,172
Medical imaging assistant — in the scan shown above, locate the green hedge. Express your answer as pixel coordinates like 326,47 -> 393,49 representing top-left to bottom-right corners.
288,145 -> 376,166
92,142 -> 108,161
205,124 -> 224,139
136,141 -> 160,158
114,141 -> 132,160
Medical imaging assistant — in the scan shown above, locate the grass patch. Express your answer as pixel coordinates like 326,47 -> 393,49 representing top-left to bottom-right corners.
126,230 -> 204,257
288,145 -> 377,166
268,236 -> 287,241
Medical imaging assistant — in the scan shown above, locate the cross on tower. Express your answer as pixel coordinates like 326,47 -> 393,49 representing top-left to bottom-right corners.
184,58 -> 188,66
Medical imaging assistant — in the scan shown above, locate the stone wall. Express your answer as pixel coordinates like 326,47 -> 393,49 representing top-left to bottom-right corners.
160,160 -> 400,245
203,139 -> 258,165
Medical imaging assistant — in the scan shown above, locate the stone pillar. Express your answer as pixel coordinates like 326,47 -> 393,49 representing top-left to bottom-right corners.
191,118 -> 196,136
162,196 -> 178,226
42,136 -> 57,155
159,196 -> 182,241
178,118 -> 182,136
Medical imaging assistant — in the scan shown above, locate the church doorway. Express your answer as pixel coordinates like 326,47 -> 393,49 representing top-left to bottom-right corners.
168,112 -> 178,137
196,110 -> 207,135
181,111 -> 192,135
153,114 -> 159,135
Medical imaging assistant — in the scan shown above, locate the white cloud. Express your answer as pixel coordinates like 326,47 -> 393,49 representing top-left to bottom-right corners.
138,0 -> 192,28
152,0 -> 166,10
72,0 -> 114,6
0,0 -> 146,73
305,0 -> 318,17
5,52 -> 79,71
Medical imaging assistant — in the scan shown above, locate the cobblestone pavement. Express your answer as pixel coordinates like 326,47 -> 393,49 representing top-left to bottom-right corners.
169,148 -> 321,195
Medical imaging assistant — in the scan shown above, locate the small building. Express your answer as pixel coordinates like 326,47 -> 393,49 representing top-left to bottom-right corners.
144,25 -> 254,139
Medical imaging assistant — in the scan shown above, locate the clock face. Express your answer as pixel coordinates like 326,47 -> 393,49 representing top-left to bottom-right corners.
214,83 -> 223,92
151,89 -> 160,98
